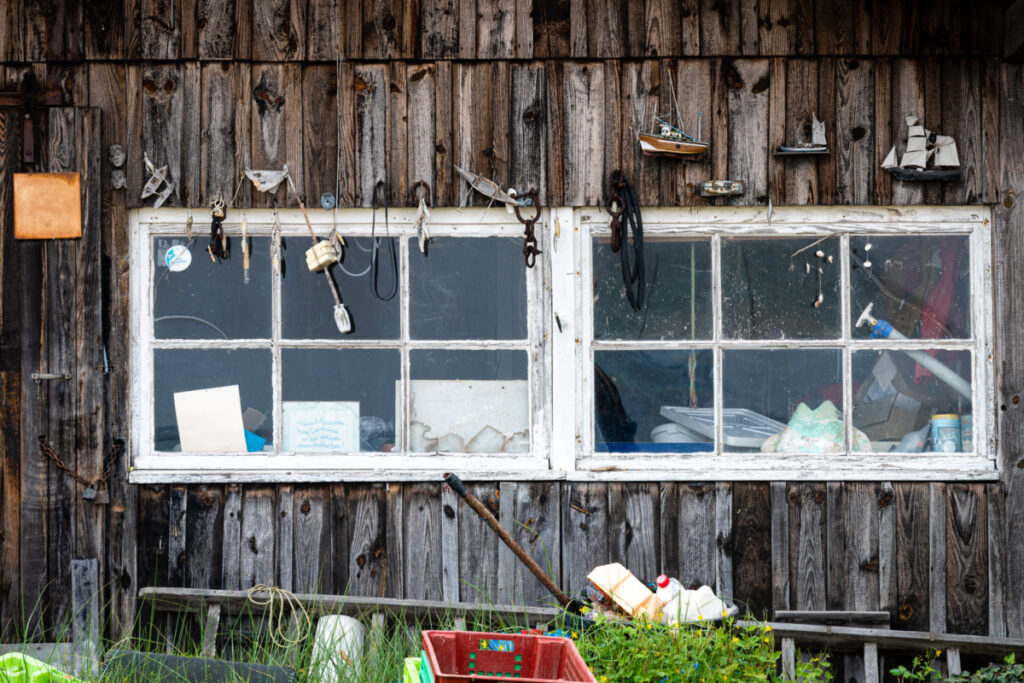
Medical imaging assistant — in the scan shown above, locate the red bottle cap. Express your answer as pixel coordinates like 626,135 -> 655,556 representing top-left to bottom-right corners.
656,575 -> 670,588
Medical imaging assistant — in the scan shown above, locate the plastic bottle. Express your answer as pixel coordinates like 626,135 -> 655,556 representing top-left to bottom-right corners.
654,575 -> 681,603
893,424 -> 930,453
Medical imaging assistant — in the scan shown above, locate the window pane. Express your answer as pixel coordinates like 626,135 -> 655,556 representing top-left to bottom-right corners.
721,237 -> 842,340
409,238 -> 526,340
281,236 -> 400,339
853,349 -> 972,453
594,350 -> 714,453
850,235 -> 971,340
154,349 -> 272,451
153,236 -> 271,339
282,349 -> 399,452
408,350 -> 529,453
592,237 -> 713,341
722,349 -> 843,452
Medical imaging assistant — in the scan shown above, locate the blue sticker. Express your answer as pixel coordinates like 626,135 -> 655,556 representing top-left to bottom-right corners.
478,639 -> 514,652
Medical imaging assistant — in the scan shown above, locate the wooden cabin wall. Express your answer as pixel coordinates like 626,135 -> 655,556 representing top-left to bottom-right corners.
0,0 -> 1022,646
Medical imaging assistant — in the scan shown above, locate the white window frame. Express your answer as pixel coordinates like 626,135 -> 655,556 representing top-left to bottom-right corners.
129,205 -> 998,483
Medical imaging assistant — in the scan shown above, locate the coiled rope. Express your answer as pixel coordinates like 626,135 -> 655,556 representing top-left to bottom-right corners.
246,584 -> 313,649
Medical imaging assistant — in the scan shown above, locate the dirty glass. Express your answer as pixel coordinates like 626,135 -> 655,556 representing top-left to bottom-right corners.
153,349 -> 272,451
593,350 -> 714,452
592,236 -> 713,341
153,236 -> 271,339
281,235 -> 399,340
409,237 -> 526,340
722,349 -> 843,452
852,350 -> 973,453
408,350 -> 529,453
721,236 -> 842,340
282,349 -> 400,452
849,235 -> 971,340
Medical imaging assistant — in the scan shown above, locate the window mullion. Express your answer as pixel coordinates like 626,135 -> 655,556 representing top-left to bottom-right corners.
400,232 -> 410,453
271,212 -> 282,455
840,232 -> 852,454
712,233 -> 723,455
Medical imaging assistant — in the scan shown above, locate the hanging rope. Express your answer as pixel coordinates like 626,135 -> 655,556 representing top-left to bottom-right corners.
370,180 -> 398,301
607,170 -> 646,311
246,584 -> 312,650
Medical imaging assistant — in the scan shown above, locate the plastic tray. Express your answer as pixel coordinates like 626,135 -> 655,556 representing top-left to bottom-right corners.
659,407 -> 786,448
421,631 -> 596,683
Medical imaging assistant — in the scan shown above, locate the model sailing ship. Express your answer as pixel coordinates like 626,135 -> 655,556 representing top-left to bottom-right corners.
881,115 -> 961,182
636,74 -> 708,160
774,114 -> 828,155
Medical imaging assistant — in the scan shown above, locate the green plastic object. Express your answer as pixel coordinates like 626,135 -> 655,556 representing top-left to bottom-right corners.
0,652 -> 84,683
403,657 -> 422,683
419,650 -> 434,683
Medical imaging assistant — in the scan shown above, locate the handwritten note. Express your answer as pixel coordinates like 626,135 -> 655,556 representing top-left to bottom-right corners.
282,401 -> 360,452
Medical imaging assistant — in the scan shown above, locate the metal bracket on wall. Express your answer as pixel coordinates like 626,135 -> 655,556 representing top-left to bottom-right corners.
32,372 -> 71,383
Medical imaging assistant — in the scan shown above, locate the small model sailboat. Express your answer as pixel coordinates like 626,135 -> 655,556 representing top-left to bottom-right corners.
882,115 -> 961,182
636,73 -> 709,160
775,114 -> 829,155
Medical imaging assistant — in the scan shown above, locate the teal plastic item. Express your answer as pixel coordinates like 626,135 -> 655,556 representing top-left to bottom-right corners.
244,430 -> 267,452
0,652 -> 83,683
419,650 -> 434,683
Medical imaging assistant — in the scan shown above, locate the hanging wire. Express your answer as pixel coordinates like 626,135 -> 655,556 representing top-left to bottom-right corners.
370,180 -> 398,301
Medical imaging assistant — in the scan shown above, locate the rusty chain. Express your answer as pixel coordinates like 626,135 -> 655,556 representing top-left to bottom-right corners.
513,188 -> 542,268
39,434 -> 122,490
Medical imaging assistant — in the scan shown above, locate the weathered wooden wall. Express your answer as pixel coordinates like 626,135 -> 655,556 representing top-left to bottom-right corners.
0,0 -> 1022,651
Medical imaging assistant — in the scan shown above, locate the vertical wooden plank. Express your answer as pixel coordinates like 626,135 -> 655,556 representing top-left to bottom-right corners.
758,0 -> 795,56
403,483 -> 442,601
981,58 -> 1000,205
277,485 -> 294,591
545,61 -> 565,205
987,483 -> 1007,637
609,483 -> 659,586
251,63 -> 299,208
440,483 -> 460,602
870,0 -> 900,55
921,58 -> 944,205
347,484 -> 388,597
834,57 -> 875,204
407,63 -> 437,204
252,0 -> 305,60
167,485 -> 187,588
499,482 -> 561,606
301,64 -> 340,207
726,58 -> 770,205
433,61 -> 454,207
738,0 -> 758,55
125,65 -> 144,208
642,0 -> 681,57
699,0 -> 740,55
355,64 -> 387,206
453,63 -> 494,206
562,62 -> 605,206
0,0 -> 23,62
330,484 -> 348,594
602,59 -> 622,193
943,59 -> 983,204
141,0 -> 180,59
198,0 -> 242,59
873,58 -> 892,205
137,486 -> 170,594
878,483 -> 897,622
731,483 -> 771,618
509,63 -> 547,204
387,61 -> 408,205
532,0 -> 569,58
677,484 -> 716,589
458,0 -> 477,58
783,59 -> 819,205
420,0 -> 459,58
715,483 -> 733,602
239,487 -> 276,588
929,482 -> 947,633
619,61 -> 659,206
185,486 -> 223,589
816,58 -> 837,204
893,482 -> 929,631
792,483 -> 826,611
360,0 -> 410,59
668,59 -> 712,205
826,483 -> 846,611
491,61 -> 511,198
793,0 -> 814,55
585,0 -> 626,58
141,63 -> 191,207
220,485 -> 242,590
201,62 -> 251,208
291,487 -> 330,594
771,481 -> 790,612
84,0 -> 127,59
846,484 -> 881,611
476,0 -> 516,59
307,0 -> 340,59
180,63 -> 201,207
814,0 -> 854,55
459,483 -> 501,603
709,58 -> 729,187
945,484 -> 988,635
659,484 -> 679,591
890,58 -> 924,205
679,0 -> 699,56
70,559 -> 99,674
768,57 -> 786,206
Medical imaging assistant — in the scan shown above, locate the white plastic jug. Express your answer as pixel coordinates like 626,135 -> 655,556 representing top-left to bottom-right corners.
311,615 -> 365,683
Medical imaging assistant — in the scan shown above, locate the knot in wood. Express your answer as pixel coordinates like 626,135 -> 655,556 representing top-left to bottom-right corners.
963,575 -> 979,593
381,13 -> 396,30
443,504 -> 456,519
877,490 -> 893,508
897,603 -> 914,621
301,500 -> 311,514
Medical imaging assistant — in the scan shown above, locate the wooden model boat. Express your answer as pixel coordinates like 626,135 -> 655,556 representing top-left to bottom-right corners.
881,115 -> 961,182
636,72 -> 708,160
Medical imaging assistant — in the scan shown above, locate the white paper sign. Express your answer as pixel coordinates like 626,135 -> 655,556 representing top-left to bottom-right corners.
282,401 -> 360,452
173,385 -> 247,452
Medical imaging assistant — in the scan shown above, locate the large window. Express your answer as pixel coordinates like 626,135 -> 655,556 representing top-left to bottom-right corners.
131,206 -> 995,481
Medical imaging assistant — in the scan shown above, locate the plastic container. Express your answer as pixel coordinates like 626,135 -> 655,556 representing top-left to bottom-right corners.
931,414 -> 961,452
421,630 -> 596,683
310,615 -> 365,682
404,656 -> 423,683
654,575 -> 681,603
0,652 -> 83,683
960,414 -> 973,451
420,650 -> 435,683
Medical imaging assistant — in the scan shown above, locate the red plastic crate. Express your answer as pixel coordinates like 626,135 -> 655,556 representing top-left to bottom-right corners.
421,630 -> 596,683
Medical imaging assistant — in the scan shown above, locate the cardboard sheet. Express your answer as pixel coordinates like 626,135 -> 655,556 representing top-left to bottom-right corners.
173,385 -> 247,452
14,173 -> 82,239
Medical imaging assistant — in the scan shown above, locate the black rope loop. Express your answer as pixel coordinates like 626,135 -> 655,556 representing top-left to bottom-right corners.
608,170 -> 645,311
370,180 -> 398,301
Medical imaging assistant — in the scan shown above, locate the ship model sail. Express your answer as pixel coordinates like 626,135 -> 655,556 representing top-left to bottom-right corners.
881,115 -> 961,182
636,73 -> 709,160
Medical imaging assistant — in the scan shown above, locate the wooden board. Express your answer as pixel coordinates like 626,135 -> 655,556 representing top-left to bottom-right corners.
945,484 -> 988,635
608,483 -> 659,589
893,483 -> 930,631
185,486 -> 224,589
459,483 -> 501,602
347,483 -> 388,597
403,482 -> 442,601
790,483 -> 826,611
561,482 -> 608,598
732,483 -> 771,618
239,486 -> 276,588
292,486 -> 331,594
676,483 -> 716,590
498,482 -> 560,606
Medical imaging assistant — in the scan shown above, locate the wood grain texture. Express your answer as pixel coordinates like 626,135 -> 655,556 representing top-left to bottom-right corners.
301,64 -> 340,206
140,64 -> 189,207
420,0 -> 459,58
562,62 -> 605,206
276,486 -> 293,591
453,63 -> 495,206
758,0 -> 794,56
619,61 -> 659,206
201,63 -> 250,207
945,484 -> 987,635
834,58 -> 874,204
791,483 -> 826,611
476,0 -> 516,58
440,483 -> 460,601
140,0 -> 180,59
252,0 -> 304,60
771,481 -> 790,612
532,0 -> 569,58
893,483 -> 929,631
433,61 -> 454,207
986,484 -> 1007,637
403,483 -> 442,600
929,483 -> 947,633
726,58 -> 770,205
677,484 -> 716,590
889,59 -> 924,205
459,483 -> 501,602
347,483 -> 388,597
251,63 -> 300,207
167,485 -> 187,588
509,63 -> 548,204
185,486 -> 223,590
700,0 -> 740,55
407,63 -> 437,204
732,483 -> 771,618
329,484 -> 347,594
220,485 -> 242,590
715,482 -> 733,602
609,483 -> 658,587
239,487 -> 276,588
499,482 -> 560,606
942,58 -> 983,204
84,0 -> 126,59
355,64 -> 387,207
307,0 -> 341,60
386,61 -> 407,205
878,483 -> 897,622
782,59 -> 818,205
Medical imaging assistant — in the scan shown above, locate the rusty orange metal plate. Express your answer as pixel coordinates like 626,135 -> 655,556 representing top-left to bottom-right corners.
13,172 -> 82,239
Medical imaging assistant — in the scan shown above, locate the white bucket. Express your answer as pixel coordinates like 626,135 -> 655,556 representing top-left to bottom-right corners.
311,615 -> 365,682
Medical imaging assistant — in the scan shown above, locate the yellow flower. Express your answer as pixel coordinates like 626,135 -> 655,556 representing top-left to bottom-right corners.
698,614 -> 704,621
571,632 -> 578,639
600,677 -> 607,682
733,637 -> 740,643
936,650 -> 942,656
765,625 -> 772,631
646,622 -> 652,629
764,638 -> 770,643
580,606 -> 590,614
722,611 -> 728,618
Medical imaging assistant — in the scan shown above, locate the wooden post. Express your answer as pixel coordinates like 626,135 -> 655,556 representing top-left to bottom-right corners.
201,604 -> 221,657
863,642 -> 880,683
781,637 -> 796,680
71,559 -> 99,678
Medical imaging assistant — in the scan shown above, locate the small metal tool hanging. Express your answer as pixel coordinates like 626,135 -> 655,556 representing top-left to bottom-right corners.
241,215 -> 251,284
207,199 -> 228,261
141,152 -> 175,208
513,188 -> 543,268
411,181 -> 431,255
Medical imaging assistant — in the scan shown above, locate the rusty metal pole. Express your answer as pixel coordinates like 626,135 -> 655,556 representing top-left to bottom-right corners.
444,473 -> 573,609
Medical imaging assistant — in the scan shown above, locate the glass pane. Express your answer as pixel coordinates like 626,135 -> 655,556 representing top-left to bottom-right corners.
592,236 -> 713,341
593,350 -> 714,453
153,236 -> 271,339
722,236 -> 842,340
722,349 -> 843,452
282,349 -> 400,452
408,350 -> 529,453
409,238 -> 526,340
853,349 -> 972,453
850,235 -> 971,340
281,236 -> 400,339
154,349 -> 272,451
